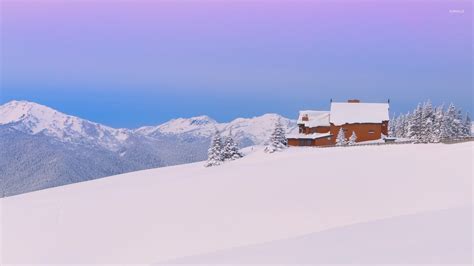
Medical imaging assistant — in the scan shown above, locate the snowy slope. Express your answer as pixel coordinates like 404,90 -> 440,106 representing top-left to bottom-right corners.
0,100 -> 130,150
168,206 -> 472,264
1,142 -> 472,264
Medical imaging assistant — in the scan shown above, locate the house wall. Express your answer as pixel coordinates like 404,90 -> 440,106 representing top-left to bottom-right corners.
288,136 -> 333,147
330,122 -> 388,143
314,126 -> 330,133
288,139 -> 300,146
298,125 -> 330,134
291,121 -> 389,146
313,136 -> 334,146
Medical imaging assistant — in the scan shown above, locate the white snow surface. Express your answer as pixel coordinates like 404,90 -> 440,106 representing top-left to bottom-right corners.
297,110 -> 330,127
330,102 -> 389,125
1,142 -> 472,264
167,206 -> 472,264
0,100 -> 130,150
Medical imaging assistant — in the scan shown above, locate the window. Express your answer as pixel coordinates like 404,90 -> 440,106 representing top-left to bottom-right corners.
368,130 -> 375,134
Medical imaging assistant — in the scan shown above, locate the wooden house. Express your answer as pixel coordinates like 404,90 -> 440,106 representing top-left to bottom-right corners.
287,99 -> 389,146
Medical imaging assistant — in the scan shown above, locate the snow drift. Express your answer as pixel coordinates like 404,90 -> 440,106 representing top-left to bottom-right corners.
1,142 -> 472,264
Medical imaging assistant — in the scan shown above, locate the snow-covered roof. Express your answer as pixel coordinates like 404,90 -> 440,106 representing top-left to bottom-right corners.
287,132 -> 332,140
297,110 -> 330,127
329,102 -> 389,126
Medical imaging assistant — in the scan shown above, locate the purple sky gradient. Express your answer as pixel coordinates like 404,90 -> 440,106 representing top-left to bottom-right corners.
1,0 -> 472,127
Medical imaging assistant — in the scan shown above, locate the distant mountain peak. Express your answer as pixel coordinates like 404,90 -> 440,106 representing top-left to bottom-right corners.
0,100 -> 57,125
0,100 -> 130,150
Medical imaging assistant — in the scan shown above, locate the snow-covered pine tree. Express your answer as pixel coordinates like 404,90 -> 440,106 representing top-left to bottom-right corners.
454,108 -> 464,139
265,121 -> 287,153
335,128 -> 347,146
348,131 -> 357,145
442,103 -> 460,140
432,105 -> 444,143
420,100 -> 434,143
402,112 -> 411,138
205,131 -> 224,167
393,113 -> 403,138
462,113 -> 472,137
408,103 -> 423,141
222,132 -> 243,161
388,113 -> 396,137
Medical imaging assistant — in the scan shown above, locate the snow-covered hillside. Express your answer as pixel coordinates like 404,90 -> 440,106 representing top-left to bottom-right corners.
1,142 -> 472,264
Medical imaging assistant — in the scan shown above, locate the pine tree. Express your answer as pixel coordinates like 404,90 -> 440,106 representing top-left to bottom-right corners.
408,103 -> 423,142
432,105 -> 444,142
222,132 -> 243,161
392,113 -> 404,138
205,131 -> 224,167
402,112 -> 411,138
265,121 -> 287,153
442,103 -> 458,140
462,113 -> 472,137
454,108 -> 464,139
335,128 -> 347,146
420,100 -> 434,143
348,131 -> 357,145
388,113 -> 396,137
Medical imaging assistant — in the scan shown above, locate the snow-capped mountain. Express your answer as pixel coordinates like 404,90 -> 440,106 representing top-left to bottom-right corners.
136,113 -> 296,146
0,100 -> 295,197
0,100 -> 130,150
136,115 -> 219,137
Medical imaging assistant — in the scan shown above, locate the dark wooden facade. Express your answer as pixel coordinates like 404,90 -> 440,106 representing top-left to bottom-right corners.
289,122 -> 388,147
288,135 -> 334,147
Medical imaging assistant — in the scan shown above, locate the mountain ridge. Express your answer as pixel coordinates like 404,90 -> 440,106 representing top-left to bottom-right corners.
1,100 -> 296,145
0,100 -> 296,197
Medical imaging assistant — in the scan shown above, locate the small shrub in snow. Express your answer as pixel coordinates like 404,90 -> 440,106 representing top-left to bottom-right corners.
335,128 -> 347,146
265,121 -> 287,153
348,131 -> 357,145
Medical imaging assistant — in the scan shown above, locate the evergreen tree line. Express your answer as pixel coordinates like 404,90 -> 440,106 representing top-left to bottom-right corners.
389,101 -> 471,143
205,131 -> 243,167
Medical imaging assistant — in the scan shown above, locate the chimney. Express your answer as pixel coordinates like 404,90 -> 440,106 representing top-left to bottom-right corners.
347,99 -> 360,103
302,114 -> 309,121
